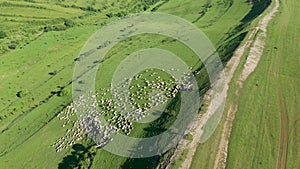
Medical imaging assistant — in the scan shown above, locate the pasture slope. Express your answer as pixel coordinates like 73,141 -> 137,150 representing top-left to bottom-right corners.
0,0 -> 278,169
224,0 -> 300,169
91,0 -> 254,168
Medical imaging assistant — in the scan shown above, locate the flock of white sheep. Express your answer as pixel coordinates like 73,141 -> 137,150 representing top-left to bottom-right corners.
53,70 -> 194,152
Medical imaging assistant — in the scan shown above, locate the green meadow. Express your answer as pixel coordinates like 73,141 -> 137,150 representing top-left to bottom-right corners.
226,0 -> 300,168
0,0 -> 278,168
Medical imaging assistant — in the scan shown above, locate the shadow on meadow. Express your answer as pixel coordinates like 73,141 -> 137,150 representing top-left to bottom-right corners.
58,144 -> 95,169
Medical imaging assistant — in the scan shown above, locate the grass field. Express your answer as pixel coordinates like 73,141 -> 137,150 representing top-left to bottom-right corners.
225,0 -> 300,168
0,0 -> 274,168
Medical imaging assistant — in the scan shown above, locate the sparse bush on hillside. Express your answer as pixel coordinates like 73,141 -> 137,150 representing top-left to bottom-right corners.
64,19 -> 75,27
43,26 -> 50,32
0,30 -> 6,39
16,89 -> 29,98
42,18 -> 76,32
43,24 -> 69,32
48,71 -> 57,75
58,88 -> 71,97
106,12 -> 113,18
86,6 -> 94,11
116,11 -> 126,17
8,41 -> 18,50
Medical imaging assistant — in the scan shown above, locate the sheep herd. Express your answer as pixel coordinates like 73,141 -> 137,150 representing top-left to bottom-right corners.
53,69 -> 194,152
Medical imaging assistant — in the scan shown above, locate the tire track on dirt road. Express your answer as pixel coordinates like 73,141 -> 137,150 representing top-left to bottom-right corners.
276,72 -> 289,169
275,27 -> 289,169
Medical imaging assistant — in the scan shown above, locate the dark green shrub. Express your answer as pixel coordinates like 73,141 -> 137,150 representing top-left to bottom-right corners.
16,89 -> 29,98
0,30 -> 6,39
58,88 -> 71,97
8,43 -> 17,49
106,12 -> 113,18
64,19 -> 75,27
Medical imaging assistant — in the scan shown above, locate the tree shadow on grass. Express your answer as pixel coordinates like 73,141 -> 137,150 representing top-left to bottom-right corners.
58,144 -> 95,169
120,156 -> 160,169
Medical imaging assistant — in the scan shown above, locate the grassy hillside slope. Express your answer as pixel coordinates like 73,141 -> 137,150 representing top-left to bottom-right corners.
0,0 -> 265,168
